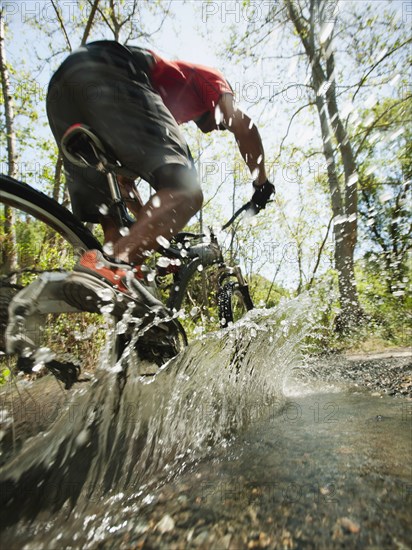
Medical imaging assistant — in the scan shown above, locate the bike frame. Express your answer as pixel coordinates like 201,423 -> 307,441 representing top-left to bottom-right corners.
108,183 -> 252,316
105,173 -> 252,314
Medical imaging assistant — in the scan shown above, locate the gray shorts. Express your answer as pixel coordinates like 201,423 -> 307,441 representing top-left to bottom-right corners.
46,42 -> 193,222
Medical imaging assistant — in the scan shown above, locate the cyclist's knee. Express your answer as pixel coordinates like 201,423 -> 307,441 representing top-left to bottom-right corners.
153,164 -> 203,211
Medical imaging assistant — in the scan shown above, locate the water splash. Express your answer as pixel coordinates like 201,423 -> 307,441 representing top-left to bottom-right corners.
0,295 -> 315,540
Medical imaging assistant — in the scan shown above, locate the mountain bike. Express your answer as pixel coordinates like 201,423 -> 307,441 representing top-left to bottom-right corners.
0,125 -> 254,388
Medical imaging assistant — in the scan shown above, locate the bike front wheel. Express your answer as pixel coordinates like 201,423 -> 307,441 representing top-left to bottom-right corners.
217,281 -> 254,327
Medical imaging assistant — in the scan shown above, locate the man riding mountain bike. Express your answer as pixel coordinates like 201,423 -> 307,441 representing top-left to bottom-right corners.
46,40 -> 274,303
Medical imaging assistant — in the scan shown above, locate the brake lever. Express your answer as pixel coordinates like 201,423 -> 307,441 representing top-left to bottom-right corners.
221,198 -> 275,231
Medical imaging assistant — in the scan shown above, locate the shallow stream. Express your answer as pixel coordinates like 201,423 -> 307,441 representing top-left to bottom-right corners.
0,298 -> 410,548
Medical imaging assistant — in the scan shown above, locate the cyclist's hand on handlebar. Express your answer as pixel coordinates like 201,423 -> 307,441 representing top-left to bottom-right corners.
221,180 -> 275,229
249,179 -> 275,214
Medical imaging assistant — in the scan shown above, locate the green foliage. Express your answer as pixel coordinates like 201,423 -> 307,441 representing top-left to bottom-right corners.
0,365 -> 11,384
248,272 -> 289,308
355,98 -> 411,298
355,259 -> 411,346
0,209 -> 77,282
43,312 -> 107,372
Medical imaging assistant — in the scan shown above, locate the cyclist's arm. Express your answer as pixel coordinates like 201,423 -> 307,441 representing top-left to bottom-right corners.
218,93 -> 267,185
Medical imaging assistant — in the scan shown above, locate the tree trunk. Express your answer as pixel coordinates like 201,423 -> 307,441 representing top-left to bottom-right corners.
0,10 -> 17,278
52,0 -> 100,207
52,154 -> 63,202
286,0 -> 364,331
229,166 -> 237,265
198,201 -> 208,311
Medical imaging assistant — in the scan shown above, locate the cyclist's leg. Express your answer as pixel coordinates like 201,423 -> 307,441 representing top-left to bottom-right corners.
113,163 -> 203,264
47,66 -> 114,226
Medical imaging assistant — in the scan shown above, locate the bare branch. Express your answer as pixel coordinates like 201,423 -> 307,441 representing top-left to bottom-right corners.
351,37 -> 412,103
81,0 -> 100,46
267,82 -> 313,102
274,102 -> 314,160
89,0 -> 115,35
50,0 -> 72,51
307,215 -> 333,288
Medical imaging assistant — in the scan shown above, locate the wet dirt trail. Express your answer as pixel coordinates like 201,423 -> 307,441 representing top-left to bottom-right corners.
110,390 -> 410,549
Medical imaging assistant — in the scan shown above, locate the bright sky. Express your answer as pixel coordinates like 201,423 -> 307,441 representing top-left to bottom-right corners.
2,0 -> 409,288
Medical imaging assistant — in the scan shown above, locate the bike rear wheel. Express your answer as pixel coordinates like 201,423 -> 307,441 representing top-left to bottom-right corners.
0,175 -> 106,459
0,174 -> 102,350
0,174 -> 101,253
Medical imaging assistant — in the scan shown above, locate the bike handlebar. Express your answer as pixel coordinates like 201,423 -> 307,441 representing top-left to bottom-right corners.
221,202 -> 251,231
221,199 -> 274,231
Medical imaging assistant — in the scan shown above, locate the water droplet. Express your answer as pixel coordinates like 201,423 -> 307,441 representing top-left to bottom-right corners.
392,290 -> 404,297
341,102 -> 354,118
103,241 -> 114,255
347,173 -> 358,187
190,307 -> 200,317
389,127 -> 404,141
364,94 -> 377,109
379,191 -> 392,203
97,288 -> 114,301
214,104 -> 223,125
116,321 -> 128,335
319,21 -> 334,44
76,429 -> 90,447
33,347 -> 55,365
333,215 -> 347,226
389,74 -> 400,86
156,235 -> 170,248
157,257 -> 171,268
100,303 -> 115,314
156,514 -> 175,534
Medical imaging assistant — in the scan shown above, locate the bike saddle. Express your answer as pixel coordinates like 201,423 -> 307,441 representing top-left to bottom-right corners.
61,124 -> 121,173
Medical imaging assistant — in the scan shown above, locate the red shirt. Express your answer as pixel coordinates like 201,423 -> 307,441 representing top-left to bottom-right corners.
148,51 -> 233,124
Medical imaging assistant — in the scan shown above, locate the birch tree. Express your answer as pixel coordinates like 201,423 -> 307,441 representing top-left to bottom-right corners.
217,0 -> 411,331
0,9 -> 17,276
